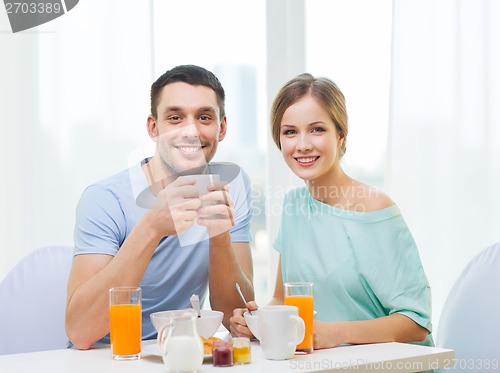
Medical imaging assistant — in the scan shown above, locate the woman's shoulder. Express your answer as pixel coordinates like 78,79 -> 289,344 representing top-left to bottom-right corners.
349,180 -> 394,213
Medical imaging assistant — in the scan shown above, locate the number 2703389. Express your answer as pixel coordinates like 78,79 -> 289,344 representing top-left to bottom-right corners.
5,2 -> 62,14
443,358 -> 499,370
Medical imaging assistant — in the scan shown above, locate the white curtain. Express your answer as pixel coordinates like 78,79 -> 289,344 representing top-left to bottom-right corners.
387,0 -> 500,331
0,0 -> 153,278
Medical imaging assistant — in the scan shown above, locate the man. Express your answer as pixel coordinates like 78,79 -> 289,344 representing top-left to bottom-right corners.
65,65 -> 254,350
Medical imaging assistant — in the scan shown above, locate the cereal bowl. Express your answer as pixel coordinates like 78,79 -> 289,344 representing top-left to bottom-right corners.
150,309 -> 223,338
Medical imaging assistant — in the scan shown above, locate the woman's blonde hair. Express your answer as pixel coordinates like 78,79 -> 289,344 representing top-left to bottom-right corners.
270,73 -> 348,157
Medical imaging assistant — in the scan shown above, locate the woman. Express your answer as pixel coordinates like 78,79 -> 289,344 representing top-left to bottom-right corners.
230,73 -> 434,350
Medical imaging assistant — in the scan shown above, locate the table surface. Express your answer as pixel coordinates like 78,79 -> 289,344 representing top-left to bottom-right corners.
0,338 -> 454,373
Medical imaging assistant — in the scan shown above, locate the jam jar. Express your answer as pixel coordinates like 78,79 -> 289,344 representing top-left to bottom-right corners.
212,339 -> 233,367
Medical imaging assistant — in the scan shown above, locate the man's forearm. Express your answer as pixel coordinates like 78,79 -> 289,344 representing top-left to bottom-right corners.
208,233 -> 254,328
66,217 -> 163,349
65,264 -> 118,349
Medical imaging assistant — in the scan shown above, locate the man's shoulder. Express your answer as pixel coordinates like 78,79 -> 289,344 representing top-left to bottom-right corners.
89,167 -> 132,190
81,165 -> 140,204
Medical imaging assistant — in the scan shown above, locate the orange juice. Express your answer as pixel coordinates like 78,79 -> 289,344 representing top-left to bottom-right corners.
109,304 -> 142,357
284,295 -> 314,353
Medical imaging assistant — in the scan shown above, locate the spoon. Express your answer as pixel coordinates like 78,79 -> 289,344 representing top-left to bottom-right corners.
190,294 -> 201,318
235,282 -> 252,315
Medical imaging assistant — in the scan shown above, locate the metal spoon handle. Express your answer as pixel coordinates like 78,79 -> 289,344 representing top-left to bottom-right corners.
235,282 -> 252,315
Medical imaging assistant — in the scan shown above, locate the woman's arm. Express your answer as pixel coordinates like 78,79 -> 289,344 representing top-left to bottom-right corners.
269,258 -> 285,305
314,314 -> 429,349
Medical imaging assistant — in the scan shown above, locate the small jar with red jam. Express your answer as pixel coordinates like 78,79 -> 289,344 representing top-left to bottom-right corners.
212,340 -> 233,367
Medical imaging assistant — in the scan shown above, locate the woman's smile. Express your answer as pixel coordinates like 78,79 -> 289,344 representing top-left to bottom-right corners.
295,156 -> 319,166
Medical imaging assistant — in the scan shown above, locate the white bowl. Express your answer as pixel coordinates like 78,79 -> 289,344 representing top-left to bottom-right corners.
243,310 -> 261,340
150,309 -> 223,338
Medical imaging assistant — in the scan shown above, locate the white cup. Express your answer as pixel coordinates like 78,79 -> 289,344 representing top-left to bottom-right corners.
254,305 -> 305,360
176,174 -> 220,196
177,174 -> 221,219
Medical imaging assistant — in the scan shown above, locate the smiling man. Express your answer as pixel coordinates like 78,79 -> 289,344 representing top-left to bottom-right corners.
65,65 -> 254,350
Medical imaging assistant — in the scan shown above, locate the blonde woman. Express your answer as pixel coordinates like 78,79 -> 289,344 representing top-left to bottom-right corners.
230,74 -> 434,352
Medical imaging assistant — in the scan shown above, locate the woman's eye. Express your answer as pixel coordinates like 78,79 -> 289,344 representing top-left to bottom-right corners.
312,127 -> 325,133
282,129 -> 296,135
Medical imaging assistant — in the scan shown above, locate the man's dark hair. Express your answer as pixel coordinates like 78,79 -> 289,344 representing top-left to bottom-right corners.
150,65 -> 226,119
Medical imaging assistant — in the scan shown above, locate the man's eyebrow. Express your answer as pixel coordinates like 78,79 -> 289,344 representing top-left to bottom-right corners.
162,106 -> 182,114
161,106 -> 217,114
198,107 -> 217,114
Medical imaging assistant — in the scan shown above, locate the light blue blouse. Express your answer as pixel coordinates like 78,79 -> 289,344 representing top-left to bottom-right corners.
274,186 -> 434,347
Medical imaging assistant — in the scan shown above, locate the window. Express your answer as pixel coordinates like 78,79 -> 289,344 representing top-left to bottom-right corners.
306,0 -> 392,188
152,0 -> 393,304
153,0 -> 269,304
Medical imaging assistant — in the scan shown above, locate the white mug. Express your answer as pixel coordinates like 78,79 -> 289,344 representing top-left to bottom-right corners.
176,174 -> 221,219
176,174 -> 220,196
256,305 -> 305,360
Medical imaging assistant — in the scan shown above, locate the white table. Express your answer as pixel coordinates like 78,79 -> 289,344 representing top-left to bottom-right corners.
0,339 -> 453,373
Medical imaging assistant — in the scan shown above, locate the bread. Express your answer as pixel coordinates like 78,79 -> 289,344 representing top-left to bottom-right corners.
201,336 -> 221,355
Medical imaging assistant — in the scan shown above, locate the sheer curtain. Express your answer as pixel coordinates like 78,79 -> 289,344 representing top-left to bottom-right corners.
0,0 -> 153,279
387,0 -> 500,330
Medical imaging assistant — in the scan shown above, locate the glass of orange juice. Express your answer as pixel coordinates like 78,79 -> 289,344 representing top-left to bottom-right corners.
284,282 -> 313,354
109,286 -> 142,360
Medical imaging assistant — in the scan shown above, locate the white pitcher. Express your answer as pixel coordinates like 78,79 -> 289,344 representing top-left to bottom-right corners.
157,309 -> 204,372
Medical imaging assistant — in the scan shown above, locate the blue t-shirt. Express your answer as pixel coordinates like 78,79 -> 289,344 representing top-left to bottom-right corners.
74,160 -> 252,343
274,187 -> 434,347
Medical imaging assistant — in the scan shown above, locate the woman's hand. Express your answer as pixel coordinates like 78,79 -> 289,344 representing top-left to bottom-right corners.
229,301 -> 258,338
313,320 -> 343,350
